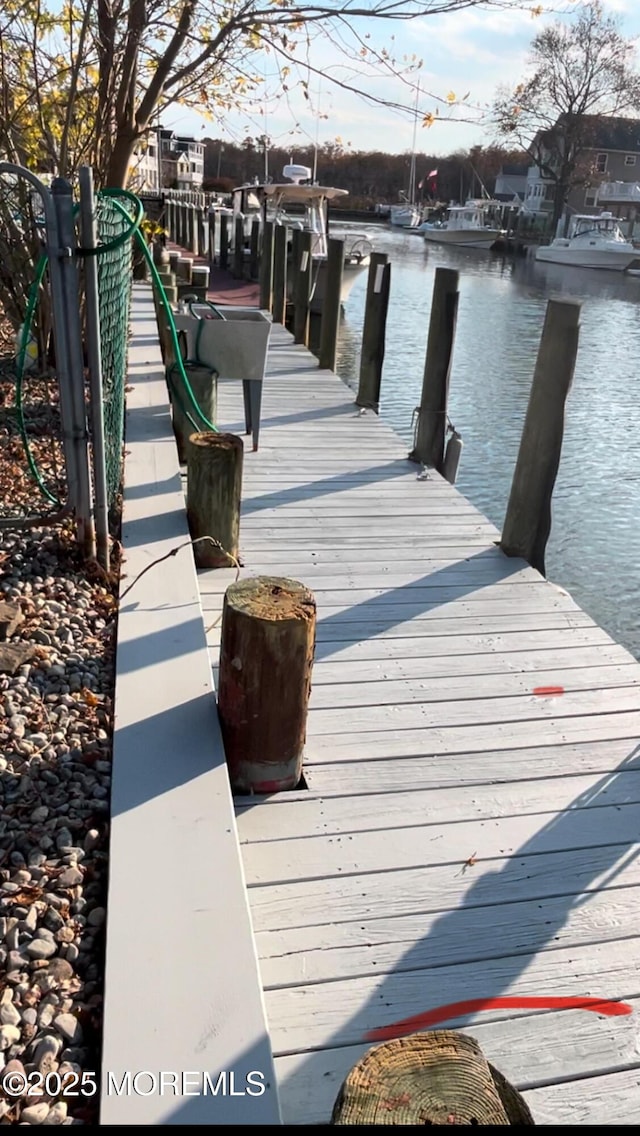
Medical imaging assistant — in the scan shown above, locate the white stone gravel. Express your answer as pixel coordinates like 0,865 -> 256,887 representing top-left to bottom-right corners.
0,525 -> 117,1124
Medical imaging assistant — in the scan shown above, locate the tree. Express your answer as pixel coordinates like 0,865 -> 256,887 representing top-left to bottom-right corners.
0,0 -> 532,346
493,2 -> 640,227
0,0 -> 533,192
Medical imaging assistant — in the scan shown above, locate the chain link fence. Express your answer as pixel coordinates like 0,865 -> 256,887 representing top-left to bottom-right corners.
0,168 -> 139,554
95,191 -> 135,511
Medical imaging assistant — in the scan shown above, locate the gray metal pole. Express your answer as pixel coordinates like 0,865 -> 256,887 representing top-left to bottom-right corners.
78,167 -> 110,571
52,177 -> 95,558
0,163 -> 80,513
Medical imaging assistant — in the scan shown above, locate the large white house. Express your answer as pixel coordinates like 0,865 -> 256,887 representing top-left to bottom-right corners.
129,128 -> 205,192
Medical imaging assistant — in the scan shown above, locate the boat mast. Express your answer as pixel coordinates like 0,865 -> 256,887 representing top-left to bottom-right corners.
312,77 -> 321,183
263,59 -> 270,182
408,81 -> 419,205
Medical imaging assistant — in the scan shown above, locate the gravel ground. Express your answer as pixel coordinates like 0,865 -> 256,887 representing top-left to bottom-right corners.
0,520 -> 118,1120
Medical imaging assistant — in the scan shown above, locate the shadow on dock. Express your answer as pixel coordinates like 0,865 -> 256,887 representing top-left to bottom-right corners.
278,739 -> 640,1105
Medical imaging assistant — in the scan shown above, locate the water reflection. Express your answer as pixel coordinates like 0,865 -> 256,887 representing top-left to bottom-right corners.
338,227 -> 640,658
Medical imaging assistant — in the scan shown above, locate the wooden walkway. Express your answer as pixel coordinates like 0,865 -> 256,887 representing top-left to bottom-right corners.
196,322 -> 640,1125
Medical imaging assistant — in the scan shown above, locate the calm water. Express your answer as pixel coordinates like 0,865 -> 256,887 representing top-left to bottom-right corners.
336,226 -> 640,659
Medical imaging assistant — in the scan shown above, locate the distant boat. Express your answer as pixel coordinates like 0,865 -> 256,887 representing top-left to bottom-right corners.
390,83 -> 421,229
422,200 -> 504,249
231,165 -> 372,311
390,200 -> 422,229
535,212 -> 638,271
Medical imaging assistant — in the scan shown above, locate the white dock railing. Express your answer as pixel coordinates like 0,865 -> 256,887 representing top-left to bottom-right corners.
101,286 -> 281,1125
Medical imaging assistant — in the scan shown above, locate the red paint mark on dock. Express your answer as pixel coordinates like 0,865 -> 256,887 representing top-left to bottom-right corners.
365,996 -> 632,1042
532,685 -> 565,696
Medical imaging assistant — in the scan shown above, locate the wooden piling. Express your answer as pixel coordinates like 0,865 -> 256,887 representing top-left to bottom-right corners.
259,221 -> 274,312
175,257 -> 193,285
409,267 -> 459,470
290,228 -> 302,324
293,230 -> 313,346
185,205 -> 194,253
233,216 -> 244,279
196,205 -> 205,257
156,304 -> 175,369
208,211 -> 216,264
272,224 -> 288,325
356,253 -> 391,411
249,218 -> 261,281
318,237 -> 344,370
501,298 -> 581,575
170,363 -> 217,465
191,265 -> 210,291
331,1032 -> 534,1125
186,432 -> 243,568
217,576 -> 317,794
219,214 -> 230,270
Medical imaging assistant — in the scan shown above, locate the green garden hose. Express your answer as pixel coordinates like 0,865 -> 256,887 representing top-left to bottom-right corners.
15,254 -> 59,504
14,186 -> 217,505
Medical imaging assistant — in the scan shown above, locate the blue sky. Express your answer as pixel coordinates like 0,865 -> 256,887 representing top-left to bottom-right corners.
165,0 -> 640,157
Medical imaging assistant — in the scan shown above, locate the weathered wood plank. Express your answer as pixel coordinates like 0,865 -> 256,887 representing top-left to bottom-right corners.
199,561 -> 537,588
242,801 -> 640,885
301,710 -> 640,761
273,1020 -> 640,1125
237,519 -> 498,535
247,840 -> 640,932
202,587 -> 581,623
304,664 -> 640,711
225,627 -> 614,671
237,535 -> 499,549
238,502 -> 487,518
305,687 -> 640,740
237,485 -> 482,500
256,883 -> 640,987
199,566 -> 541,593
300,738 -> 640,794
202,580 -> 573,608
207,616 -> 598,658
264,936 -> 640,1053
205,593 -> 584,624
306,643 -> 633,688
525,1068 -> 640,1124
237,770 -> 640,843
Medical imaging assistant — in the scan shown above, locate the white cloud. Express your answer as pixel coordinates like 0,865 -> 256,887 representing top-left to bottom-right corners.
165,0 -> 640,156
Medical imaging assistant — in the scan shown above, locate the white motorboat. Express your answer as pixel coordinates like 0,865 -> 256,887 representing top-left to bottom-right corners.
231,166 -> 372,311
535,212 -> 639,271
389,201 -> 422,229
422,200 -> 504,249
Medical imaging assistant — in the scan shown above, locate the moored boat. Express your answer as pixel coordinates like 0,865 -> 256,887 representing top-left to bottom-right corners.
535,212 -> 639,271
231,166 -> 372,311
422,200 -> 504,249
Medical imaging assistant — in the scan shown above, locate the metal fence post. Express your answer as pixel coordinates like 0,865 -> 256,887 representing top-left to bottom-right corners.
0,162 -> 77,519
79,167 -> 110,571
51,177 -> 95,558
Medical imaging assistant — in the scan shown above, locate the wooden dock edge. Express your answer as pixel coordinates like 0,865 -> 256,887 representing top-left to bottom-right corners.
100,286 -> 281,1124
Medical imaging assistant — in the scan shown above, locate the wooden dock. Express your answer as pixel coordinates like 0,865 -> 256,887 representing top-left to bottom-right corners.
196,321 -> 640,1124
